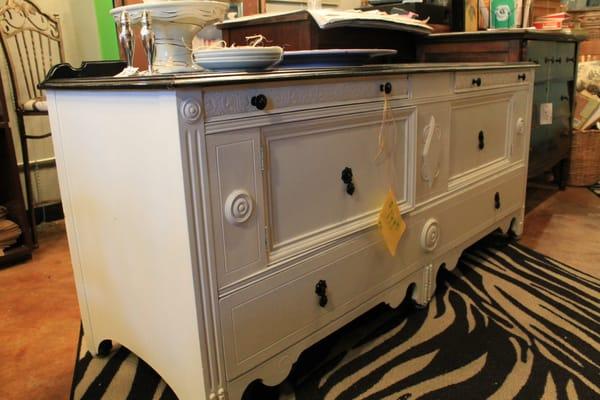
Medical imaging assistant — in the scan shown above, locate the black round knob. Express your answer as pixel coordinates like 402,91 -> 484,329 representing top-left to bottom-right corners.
251,94 -> 267,110
494,192 -> 501,209
472,77 -> 482,87
341,167 -> 353,184
315,280 -> 328,307
380,82 -> 392,94
560,95 -> 569,101
478,130 -> 485,150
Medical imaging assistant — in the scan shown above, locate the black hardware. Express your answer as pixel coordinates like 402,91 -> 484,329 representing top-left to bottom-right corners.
494,192 -> 501,210
250,94 -> 267,110
346,182 -> 355,195
518,73 -> 526,81
341,167 -> 355,195
566,57 -> 575,63
478,130 -> 485,150
555,56 -> 562,64
472,77 -> 482,87
380,82 -> 392,94
544,57 -> 554,64
560,95 -> 569,101
341,167 -> 353,184
315,280 -> 328,307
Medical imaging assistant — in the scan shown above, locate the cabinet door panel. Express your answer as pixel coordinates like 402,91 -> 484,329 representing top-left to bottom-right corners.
264,108 -> 415,259
207,129 -> 267,289
449,94 -> 511,181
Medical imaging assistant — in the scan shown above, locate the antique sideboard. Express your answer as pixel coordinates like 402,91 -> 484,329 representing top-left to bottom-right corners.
41,62 -> 535,400
417,30 -> 584,188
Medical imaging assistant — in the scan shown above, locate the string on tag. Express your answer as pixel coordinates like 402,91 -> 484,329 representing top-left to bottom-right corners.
375,92 -> 399,195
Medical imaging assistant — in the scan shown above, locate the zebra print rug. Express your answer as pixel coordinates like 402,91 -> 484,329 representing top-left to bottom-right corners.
71,237 -> 600,400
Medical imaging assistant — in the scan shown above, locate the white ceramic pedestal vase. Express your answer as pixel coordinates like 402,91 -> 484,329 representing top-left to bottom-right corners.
111,1 -> 228,73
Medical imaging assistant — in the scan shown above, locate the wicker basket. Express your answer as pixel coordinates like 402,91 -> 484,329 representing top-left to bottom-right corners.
568,129 -> 600,186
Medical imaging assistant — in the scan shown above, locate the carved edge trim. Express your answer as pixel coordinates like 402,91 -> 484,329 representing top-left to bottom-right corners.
178,93 -> 226,399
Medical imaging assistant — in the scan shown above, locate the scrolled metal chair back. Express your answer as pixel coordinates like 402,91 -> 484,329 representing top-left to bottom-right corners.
0,0 -> 64,107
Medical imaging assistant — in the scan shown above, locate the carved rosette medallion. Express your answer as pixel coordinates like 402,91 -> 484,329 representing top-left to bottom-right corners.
180,98 -> 202,123
224,190 -> 254,224
421,218 -> 440,252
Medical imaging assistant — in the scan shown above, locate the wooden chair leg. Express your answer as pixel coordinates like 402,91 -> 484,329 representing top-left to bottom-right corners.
16,112 -> 38,246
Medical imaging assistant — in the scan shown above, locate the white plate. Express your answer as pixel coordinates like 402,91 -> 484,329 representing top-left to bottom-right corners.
193,46 -> 283,71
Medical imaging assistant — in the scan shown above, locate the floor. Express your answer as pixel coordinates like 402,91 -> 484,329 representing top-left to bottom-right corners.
0,187 -> 598,400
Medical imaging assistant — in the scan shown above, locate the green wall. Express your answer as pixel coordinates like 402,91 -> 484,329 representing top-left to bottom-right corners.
94,0 -> 119,60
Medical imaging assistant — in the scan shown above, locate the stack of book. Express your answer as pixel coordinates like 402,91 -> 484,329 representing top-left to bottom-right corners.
0,206 -> 22,256
533,12 -> 575,30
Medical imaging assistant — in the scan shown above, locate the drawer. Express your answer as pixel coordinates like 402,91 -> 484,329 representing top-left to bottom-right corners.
551,43 -> 577,81
203,75 -> 409,121
219,231 -> 404,380
454,69 -> 531,92
264,107 -> 415,260
449,94 -> 511,180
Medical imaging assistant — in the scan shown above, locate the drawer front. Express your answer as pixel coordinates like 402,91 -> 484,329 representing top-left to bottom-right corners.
551,43 -> 577,81
454,69 -> 531,92
264,107 -> 416,260
203,75 -> 409,121
219,167 -> 526,380
449,94 -> 511,180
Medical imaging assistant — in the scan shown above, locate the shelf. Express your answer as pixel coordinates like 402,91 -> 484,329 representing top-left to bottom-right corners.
0,244 -> 32,268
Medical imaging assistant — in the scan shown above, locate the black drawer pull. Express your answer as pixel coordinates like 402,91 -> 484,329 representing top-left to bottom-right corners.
315,280 -> 328,307
528,58 -> 539,64
250,94 -> 267,110
518,73 -> 526,81
555,57 -> 562,64
566,57 -> 575,63
341,167 -> 355,195
472,77 -> 482,87
380,82 -> 392,94
560,95 -> 569,101
478,130 -> 485,150
545,57 -> 554,64
494,192 -> 501,209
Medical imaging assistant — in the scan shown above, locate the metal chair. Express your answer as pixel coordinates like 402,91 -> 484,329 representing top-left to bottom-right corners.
0,0 -> 64,244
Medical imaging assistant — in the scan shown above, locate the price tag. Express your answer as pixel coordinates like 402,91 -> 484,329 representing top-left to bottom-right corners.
540,103 -> 553,125
378,190 -> 406,256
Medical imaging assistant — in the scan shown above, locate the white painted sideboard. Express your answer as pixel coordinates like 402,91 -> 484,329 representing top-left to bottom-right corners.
43,63 -> 534,400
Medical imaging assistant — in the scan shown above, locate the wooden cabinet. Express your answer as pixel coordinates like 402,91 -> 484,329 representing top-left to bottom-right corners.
417,30 -> 584,188
43,63 -> 534,400
0,73 -> 33,267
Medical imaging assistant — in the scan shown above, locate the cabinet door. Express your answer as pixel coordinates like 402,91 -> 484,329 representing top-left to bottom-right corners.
264,107 -> 416,261
207,129 -> 267,289
449,93 -> 512,183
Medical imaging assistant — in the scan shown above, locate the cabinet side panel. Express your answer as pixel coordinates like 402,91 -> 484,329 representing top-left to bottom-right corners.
46,90 -> 206,400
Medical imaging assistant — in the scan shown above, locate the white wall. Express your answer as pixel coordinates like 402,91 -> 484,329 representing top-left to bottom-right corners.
0,0 -> 102,210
